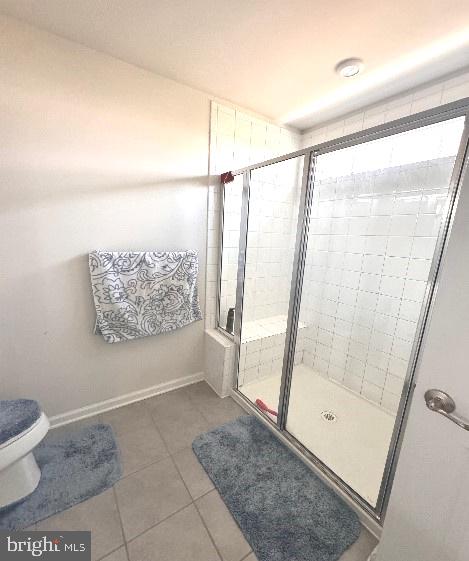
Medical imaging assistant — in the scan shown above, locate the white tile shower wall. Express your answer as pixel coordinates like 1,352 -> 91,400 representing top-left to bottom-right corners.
206,102 -> 300,329
242,156 -> 303,323
300,155 -> 456,414
238,317 -> 306,388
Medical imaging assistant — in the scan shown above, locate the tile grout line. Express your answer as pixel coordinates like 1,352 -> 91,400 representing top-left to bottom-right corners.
167,388 -> 251,561
144,384 -> 213,442
143,394 -> 178,457
109,401 -> 174,559
111,485 -> 130,561
45,416 -> 130,561
115,394 -> 217,551
51,385 -> 242,560
117,453 -> 169,481
106,407 -> 172,482
192,499 -> 225,561
180,384 -> 215,425
124,502 -> 194,547
180,383 -> 246,428
189,485 -> 217,502
169,453 -> 224,561
95,543 -> 127,561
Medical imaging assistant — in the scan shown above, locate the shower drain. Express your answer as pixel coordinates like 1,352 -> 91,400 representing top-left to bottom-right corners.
320,410 -> 337,423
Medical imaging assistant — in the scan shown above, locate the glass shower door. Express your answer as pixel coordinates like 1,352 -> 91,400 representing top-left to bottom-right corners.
237,156 -> 305,417
284,117 -> 465,508
218,174 -> 244,333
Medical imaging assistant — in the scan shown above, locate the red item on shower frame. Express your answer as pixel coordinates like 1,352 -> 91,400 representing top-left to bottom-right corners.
255,399 -> 278,417
220,171 -> 234,184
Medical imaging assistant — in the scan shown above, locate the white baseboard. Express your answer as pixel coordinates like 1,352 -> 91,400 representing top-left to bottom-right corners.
49,371 -> 205,428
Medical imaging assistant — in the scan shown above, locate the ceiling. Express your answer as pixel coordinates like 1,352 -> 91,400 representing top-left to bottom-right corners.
1,0 -> 469,130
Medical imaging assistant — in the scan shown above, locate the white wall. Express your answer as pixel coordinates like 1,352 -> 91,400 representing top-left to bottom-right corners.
0,15 -> 210,417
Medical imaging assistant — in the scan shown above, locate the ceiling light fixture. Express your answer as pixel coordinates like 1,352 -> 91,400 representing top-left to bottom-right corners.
281,29 -> 469,127
335,58 -> 364,78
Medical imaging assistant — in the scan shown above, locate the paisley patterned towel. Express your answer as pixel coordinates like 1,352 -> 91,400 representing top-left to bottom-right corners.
89,250 -> 202,343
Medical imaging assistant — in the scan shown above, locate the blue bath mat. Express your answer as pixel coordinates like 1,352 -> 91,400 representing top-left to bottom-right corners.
193,416 -> 361,561
0,424 -> 121,530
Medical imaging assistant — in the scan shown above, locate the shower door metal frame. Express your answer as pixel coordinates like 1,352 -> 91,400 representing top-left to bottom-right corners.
215,175 -> 230,336
225,97 -> 469,522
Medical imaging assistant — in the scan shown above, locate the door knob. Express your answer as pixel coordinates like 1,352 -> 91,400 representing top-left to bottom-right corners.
424,389 -> 469,431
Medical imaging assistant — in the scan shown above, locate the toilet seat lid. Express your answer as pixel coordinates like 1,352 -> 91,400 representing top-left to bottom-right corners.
0,400 -> 42,445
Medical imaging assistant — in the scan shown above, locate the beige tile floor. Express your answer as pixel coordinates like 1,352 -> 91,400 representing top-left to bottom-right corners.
29,382 -> 378,561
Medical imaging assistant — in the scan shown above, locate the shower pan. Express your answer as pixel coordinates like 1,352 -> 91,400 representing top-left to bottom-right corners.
216,98 -> 469,521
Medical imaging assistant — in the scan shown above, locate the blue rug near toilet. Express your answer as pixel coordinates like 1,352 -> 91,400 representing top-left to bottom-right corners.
193,416 -> 361,561
0,424 -> 121,530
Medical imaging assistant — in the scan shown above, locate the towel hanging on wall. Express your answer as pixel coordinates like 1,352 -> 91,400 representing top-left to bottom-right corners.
88,250 -> 203,343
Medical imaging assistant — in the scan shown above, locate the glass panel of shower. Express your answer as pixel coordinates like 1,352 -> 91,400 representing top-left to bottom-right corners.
284,116 -> 465,510
218,174 -> 244,334
220,102 -> 469,519
237,156 -> 305,409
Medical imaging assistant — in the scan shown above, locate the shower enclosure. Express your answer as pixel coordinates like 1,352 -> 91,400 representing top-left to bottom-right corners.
216,98 -> 469,520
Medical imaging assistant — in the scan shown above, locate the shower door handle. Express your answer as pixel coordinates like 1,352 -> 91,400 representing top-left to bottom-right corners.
424,389 -> 469,431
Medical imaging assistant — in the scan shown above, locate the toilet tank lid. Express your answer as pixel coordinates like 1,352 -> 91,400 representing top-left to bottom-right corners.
0,399 -> 42,445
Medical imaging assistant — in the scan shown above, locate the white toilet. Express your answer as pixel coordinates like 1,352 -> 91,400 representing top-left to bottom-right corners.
0,399 -> 49,509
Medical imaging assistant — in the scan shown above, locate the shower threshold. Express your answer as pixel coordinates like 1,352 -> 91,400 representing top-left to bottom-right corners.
239,364 -> 395,506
